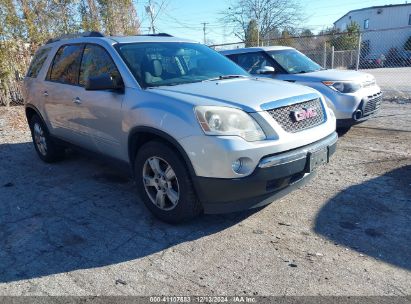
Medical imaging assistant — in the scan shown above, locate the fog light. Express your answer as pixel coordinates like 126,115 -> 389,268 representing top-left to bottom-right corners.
232,159 -> 243,173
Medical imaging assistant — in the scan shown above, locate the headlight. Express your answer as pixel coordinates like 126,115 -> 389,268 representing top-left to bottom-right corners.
195,106 -> 266,142
322,81 -> 361,93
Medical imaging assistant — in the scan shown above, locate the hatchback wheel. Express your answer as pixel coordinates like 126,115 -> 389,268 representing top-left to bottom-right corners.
135,141 -> 202,223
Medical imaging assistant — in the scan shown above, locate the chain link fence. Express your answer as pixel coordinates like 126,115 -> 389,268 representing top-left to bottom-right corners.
211,26 -> 411,100
1,27 -> 410,106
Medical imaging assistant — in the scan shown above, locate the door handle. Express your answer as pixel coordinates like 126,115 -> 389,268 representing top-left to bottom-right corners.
72,97 -> 82,105
43,91 -> 49,97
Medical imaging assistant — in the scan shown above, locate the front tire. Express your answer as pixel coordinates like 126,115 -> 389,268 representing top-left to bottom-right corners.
337,126 -> 352,137
134,141 -> 202,223
29,114 -> 65,163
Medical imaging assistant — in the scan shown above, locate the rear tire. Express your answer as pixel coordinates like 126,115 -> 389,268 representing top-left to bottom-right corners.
29,114 -> 65,163
134,141 -> 202,223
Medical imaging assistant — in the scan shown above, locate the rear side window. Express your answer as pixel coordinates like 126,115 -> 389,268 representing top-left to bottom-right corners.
79,44 -> 122,86
27,48 -> 51,78
48,44 -> 84,85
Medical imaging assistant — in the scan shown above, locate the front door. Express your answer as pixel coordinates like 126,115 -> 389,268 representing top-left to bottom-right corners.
76,44 -> 125,159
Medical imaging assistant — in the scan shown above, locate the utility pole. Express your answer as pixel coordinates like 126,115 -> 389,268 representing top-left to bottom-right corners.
356,33 -> 362,71
202,22 -> 209,44
146,4 -> 155,34
256,0 -> 260,46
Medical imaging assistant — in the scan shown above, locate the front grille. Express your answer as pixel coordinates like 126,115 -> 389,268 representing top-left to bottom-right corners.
364,92 -> 382,115
267,98 -> 325,133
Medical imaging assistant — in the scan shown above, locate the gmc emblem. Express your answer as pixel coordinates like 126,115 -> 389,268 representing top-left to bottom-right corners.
291,108 -> 318,122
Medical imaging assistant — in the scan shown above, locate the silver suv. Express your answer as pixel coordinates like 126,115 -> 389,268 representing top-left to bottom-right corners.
221,47 -> 382,133
23,32 -> 337,223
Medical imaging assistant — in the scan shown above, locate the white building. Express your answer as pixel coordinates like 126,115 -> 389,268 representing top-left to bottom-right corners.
334,3 -> 411,57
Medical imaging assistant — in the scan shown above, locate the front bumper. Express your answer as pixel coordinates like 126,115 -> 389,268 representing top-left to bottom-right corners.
194,132 -> 338,214
336,91 -> 382,127
306,82 -> 382,120
327,88 -> 382,121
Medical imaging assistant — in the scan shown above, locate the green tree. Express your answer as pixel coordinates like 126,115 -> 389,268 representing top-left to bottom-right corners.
279,29 -> 294,47
51,0 -> 80,34
118,0 -> 140,35
300,29 -> 313,37
0,0 -> 22,40
97,0 -> 140,35
0,0 -> 142,106
331,22 -> 360,51
18,0 -> 58,50
0,0 -> 25,106
79,0 -> 101,32
245,19 -> 259,47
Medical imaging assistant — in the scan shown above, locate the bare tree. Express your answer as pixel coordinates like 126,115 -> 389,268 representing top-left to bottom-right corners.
145,0 -> 168,34
223,0 -> 304,42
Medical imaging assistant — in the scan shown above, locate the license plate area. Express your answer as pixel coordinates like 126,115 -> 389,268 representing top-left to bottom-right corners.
307,147 -> 328,172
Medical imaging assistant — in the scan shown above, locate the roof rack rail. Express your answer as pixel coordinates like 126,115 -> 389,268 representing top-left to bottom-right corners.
46,31 -> 105,44
139,33 -> 173,37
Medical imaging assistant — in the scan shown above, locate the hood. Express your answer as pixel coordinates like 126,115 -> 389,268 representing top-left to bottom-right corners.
147,77 -> 320,112
286,69 -> 375,83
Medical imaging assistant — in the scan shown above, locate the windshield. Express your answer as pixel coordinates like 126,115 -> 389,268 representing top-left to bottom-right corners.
116,42 -> 249,88
268,49 -> 322,74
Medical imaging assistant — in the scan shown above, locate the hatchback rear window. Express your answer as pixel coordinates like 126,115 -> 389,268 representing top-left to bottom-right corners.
26,48 -> 51,78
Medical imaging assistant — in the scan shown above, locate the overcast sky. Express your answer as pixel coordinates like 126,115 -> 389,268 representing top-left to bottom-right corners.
135,0 -> 404,44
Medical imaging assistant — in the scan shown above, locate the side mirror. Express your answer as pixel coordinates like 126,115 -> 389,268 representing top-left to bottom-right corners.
85,73 -> 123,91
257,66 -> 276,75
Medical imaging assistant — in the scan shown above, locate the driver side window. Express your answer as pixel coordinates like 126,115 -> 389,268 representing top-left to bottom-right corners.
79,44 -> 122,87
237,52 -> 273,74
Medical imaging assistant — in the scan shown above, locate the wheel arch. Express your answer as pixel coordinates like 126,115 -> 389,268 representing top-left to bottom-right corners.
128,126 -> 197,179
25,104 -> 46,127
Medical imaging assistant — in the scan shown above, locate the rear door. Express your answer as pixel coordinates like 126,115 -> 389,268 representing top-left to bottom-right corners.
24,47 -> 52,122
43,44 -> 93,147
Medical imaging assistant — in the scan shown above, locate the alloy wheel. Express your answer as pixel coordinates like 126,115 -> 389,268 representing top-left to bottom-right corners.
142,156 -> 180,211
33,122 -> 47,156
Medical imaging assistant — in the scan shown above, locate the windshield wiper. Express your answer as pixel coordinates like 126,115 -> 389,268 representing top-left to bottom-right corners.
146,80 -> 204,89
205,75 -> 248,81
294,70 -> 315,74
